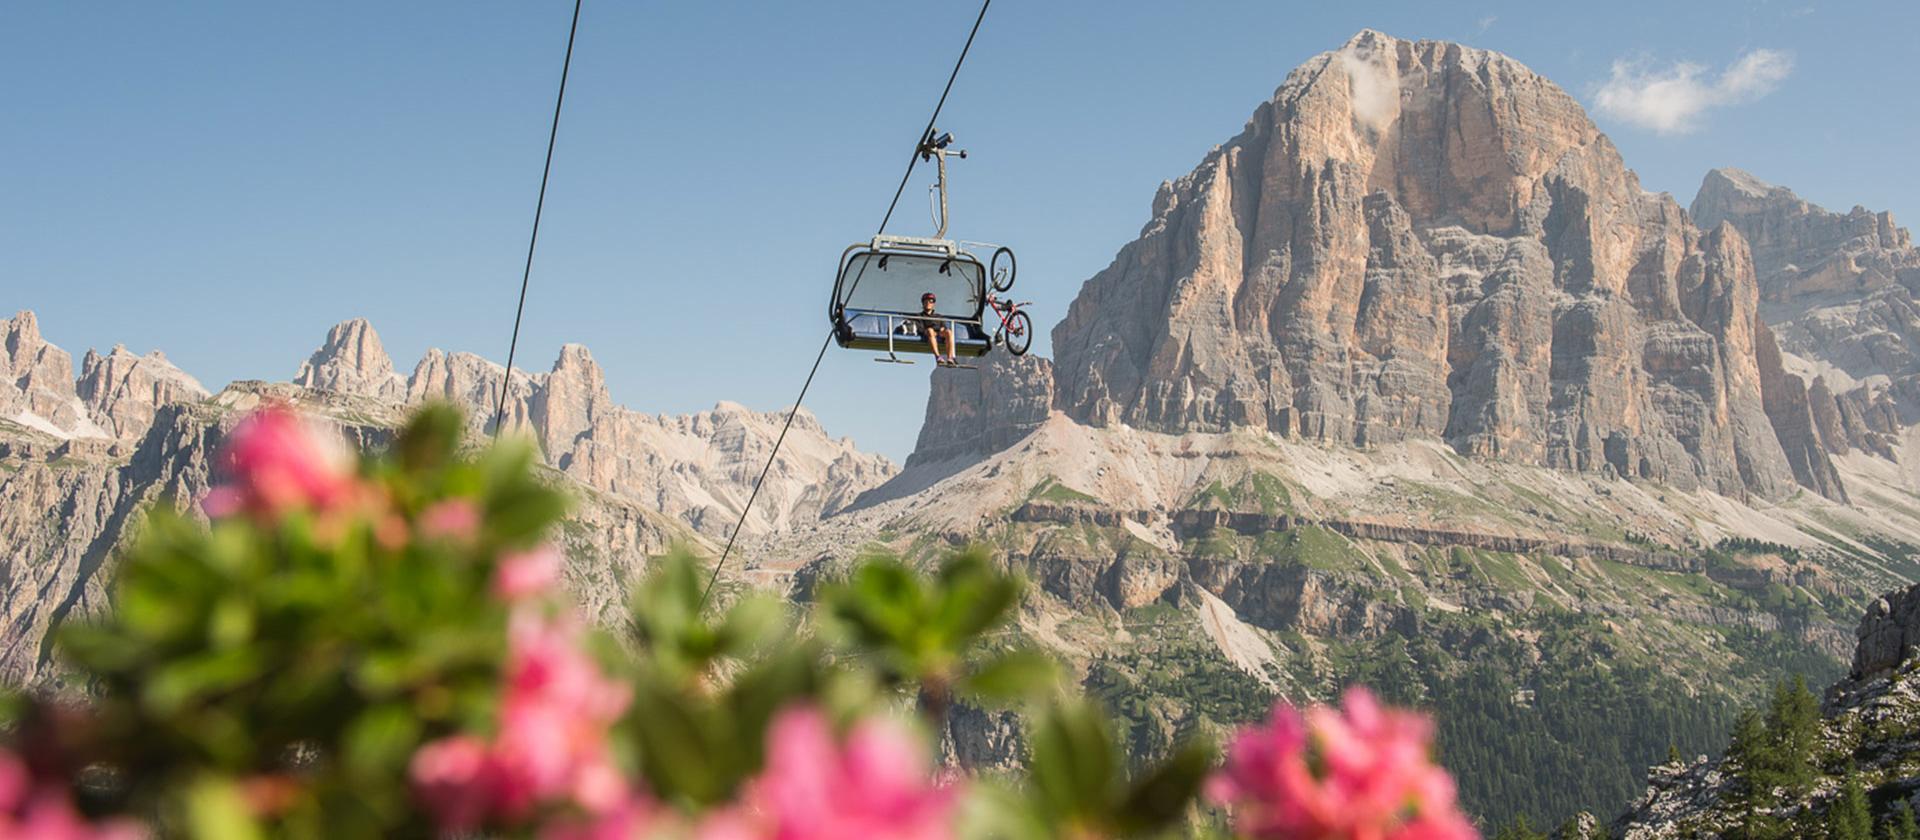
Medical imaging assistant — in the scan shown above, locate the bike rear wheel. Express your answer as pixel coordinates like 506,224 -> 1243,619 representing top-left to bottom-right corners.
990,246 -> 1016,293
1003,310 -> 1033,356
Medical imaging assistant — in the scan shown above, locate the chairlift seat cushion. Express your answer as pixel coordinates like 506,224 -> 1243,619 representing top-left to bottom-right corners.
836,309 -> 991,357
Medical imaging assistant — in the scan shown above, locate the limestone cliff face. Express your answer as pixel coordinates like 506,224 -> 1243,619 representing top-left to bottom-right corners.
0,387 -> 684,685
0,308 -> 897,673
533,344 -> 614,460
1690,167 -> 1920,311
559,399 -> 895,539
908,351 -> 1055,467
406,348 -> 541,434
1,311 -> 105,439
1851,581 -> 1920,680
293,318 -> 407,402
320,321 -> 895,541
1047,31 -> 1800,500
75,345 -> 209,440
0,308 -> 888,682
1757,328 -> 1850,502
1695,167 -> 1920,471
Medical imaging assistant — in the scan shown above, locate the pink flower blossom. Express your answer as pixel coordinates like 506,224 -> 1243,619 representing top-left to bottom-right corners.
410,736 -> 496,833
410,610 -> 632,833
493,611 -> 630,811
538,794 -> 671,840
1208,687 -> 1478,840
202,406 -> 356,522
419,499 -> 482,542
715,705 -> 958,840
494,545 -> 563,601
0,750 -> 146,840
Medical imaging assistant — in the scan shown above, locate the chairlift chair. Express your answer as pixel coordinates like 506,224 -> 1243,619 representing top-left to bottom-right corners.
827,129 -> 1022,366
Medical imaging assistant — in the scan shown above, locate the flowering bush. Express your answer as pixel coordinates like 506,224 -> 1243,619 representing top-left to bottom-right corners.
1209,689 -> 1477,840
1,404 -> 1476,839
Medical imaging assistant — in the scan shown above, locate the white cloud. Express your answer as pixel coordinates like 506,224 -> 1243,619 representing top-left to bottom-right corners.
1340,49 -> 1399,130
1475,15 -> 1497,35
1593,48 -> 1793,135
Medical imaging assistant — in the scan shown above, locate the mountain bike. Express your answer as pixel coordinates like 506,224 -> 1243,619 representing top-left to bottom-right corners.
986,291 -> 1033,356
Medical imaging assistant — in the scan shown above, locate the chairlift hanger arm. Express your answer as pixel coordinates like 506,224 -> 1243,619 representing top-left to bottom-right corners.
704,0 -> 995,611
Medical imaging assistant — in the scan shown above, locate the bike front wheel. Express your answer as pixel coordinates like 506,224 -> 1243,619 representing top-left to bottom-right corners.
1003,310 -> 1033,356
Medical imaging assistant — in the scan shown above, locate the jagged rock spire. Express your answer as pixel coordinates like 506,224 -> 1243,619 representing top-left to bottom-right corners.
294,318 -> 406,401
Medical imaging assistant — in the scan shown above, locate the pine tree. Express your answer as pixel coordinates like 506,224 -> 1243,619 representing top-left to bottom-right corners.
1725,807 -> 1786,840
1729,706 -> 1774,803
1883,801 -> 1920,840
1828,767 -> 1873,840
1554,815 -> 1614,840
1493,815 -> 1548,840
1764,676 -> 1821,794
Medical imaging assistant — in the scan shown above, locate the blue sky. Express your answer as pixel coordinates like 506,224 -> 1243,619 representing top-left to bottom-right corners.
6,1 -> 1918,461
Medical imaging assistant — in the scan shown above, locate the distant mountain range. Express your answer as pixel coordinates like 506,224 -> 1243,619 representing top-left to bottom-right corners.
9,28 -> 1920,830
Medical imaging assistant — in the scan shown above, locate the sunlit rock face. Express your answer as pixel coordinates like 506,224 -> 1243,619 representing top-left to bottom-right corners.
1691,167 -> 1920,314
77,345 -> 209,440
293,317 -> 407,402
1048,30 -> 1807,500
1,310 -> 108,440
1696,167 -> 1920,477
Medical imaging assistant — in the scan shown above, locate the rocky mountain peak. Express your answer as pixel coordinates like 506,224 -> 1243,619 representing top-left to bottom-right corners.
3,311 -> 68,393
1,311 -> 106,440
1698,167 -> 1920,480
1695,167 -> 1787,203
1044,32 -> 1809,500
294,318 -> 406,402
1691,167 -> 1920,309
531,343 -> 613,460
909,351 -> 1054,468
75,344 -> 209,440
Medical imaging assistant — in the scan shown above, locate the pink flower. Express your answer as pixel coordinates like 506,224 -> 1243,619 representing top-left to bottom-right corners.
410,736 -> 496,833
419,499 -> 482,542
494,545 -> 563,601
0,750 -> 147,839
202,406 -> 355,522
493,611 -> 630,809
538,794 -> 671,840
717,705 -> 958,840
410,610 -> 632,833
1208,688 -> 1477,840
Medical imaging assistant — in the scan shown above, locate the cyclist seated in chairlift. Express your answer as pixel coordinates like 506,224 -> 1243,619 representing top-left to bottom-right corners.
902,292 -> 958,365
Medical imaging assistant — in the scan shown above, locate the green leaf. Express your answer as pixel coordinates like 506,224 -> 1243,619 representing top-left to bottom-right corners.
183,774 -> 263,840
207,596 -> 255,649
955,779 -> 1051,840
1026,699 -> 1118,822
143,648 -> 267,715
483,482 -> 568,543
715,595 -> 787,655
629,682 -> 730,805
342,703 -> 422,777
1110,738 -> 1216,835
959,649 -> 1061,706
395,403 -> 465,476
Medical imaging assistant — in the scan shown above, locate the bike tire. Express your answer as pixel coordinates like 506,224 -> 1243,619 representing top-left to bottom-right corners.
1005,310 -> 1033,356
990,246 -> 1016,293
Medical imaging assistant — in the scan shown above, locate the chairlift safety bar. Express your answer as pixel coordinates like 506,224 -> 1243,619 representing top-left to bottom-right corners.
867,310 -> 985,364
